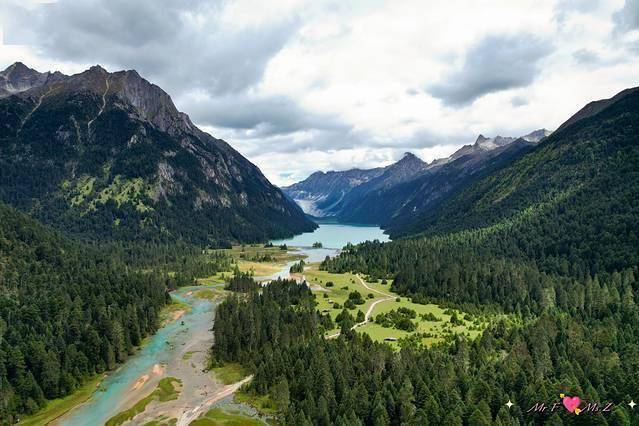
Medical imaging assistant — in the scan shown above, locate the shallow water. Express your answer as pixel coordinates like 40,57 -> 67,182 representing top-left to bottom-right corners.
60,285 -> 220,426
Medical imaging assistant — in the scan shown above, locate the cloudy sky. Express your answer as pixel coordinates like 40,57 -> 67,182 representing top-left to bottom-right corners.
1,0 -> 638,186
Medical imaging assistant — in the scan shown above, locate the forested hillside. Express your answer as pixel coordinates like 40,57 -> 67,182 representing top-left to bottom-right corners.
0,202 -> 170,422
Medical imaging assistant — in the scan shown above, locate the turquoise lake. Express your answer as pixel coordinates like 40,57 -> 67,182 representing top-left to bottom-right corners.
271,220 -> 390,249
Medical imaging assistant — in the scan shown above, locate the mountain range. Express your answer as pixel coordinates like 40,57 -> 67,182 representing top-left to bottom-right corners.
0,62 -> 315,245
283,128 -> 551,231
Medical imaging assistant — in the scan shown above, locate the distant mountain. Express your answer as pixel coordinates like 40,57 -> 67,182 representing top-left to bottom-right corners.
282,167 -> 384,217
0,63 -> 315,244
331,152 -> 429,223
0,62 -> 66,98
283,129 -> 551,227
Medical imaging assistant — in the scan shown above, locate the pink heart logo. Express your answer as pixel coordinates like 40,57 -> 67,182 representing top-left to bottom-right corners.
562,396 -> 581,413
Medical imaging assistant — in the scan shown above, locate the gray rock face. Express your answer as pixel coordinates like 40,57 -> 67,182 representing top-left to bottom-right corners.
0,62 -> 66,98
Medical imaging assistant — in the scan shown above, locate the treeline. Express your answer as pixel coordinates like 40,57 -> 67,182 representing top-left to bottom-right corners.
225,269 -> 261,292
83,241 -> 232,289
0,203 -> 170,422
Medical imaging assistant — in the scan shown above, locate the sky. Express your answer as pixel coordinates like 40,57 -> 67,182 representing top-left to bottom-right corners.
1,0 -> 638,186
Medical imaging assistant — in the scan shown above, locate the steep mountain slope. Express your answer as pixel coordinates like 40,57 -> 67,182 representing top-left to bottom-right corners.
382,138 -> 538,233
331,152 -> 429,223
390,86 -> 639,274
0,63 -> 315,244
282,167 -> 384,216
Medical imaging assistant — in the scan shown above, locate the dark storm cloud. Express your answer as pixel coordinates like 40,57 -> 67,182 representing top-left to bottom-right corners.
427,34 -> 553,107
614,0 -> 639,33
6,0 -> 299,96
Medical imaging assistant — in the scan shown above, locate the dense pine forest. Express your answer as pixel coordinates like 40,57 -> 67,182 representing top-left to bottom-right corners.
0,202 -> 173,422
210,89 -> 639,424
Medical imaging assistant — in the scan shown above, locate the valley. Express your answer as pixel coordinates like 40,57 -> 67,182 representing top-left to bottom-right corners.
16,220 -> 490,425
1,4 -> 638,423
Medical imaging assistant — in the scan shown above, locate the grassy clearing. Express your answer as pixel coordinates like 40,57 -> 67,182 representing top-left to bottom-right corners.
142,415 -> 177,426
18,374 -> 104,426
212,363 -> 248,385
192,287 -> 226,301
105,377 -> 182,426
305,265 -> 492,346
303,265 -> 388,334
236,260 -> 282,277
197,272 -> 229,285
190,408 -> 263,425
357,298 -> 490,347
222,244 -> 304,263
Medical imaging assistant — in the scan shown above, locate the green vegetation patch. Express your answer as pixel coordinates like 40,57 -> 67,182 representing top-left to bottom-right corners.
182,351 -> 196,361
193,287 -> 226,301
212,363 -> 248,385
304,267 -> 385,334
160,296 -> 191,326
64,174 -> 155,213
105,377 -> 182,426
191,407 -> 263,425
234,391 -> 279,417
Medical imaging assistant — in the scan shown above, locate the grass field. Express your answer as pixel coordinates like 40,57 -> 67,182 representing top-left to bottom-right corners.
17,374 -> 104,426
356,298 -> 489,346
303,265 -> 387,334
191,286 -> 227,301
190,408 -> 264,425
196,272 -> 229,285
304,265 -> 491,346
105,377 -> 182,426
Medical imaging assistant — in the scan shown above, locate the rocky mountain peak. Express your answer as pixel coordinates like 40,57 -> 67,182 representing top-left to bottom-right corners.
522,128 -> 552,142
475,134 -> 489,144
0,62 -> 62,98
396,152 -> 423,165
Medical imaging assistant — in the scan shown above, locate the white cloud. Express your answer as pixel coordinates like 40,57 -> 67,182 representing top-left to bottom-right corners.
1,0 -> 637,185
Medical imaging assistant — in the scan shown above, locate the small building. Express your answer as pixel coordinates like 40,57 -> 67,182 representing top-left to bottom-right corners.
384,337 -> 398,342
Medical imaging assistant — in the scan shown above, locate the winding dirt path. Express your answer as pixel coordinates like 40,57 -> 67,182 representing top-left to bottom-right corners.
328,274 -> 394,338
175,375 -> 253,426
